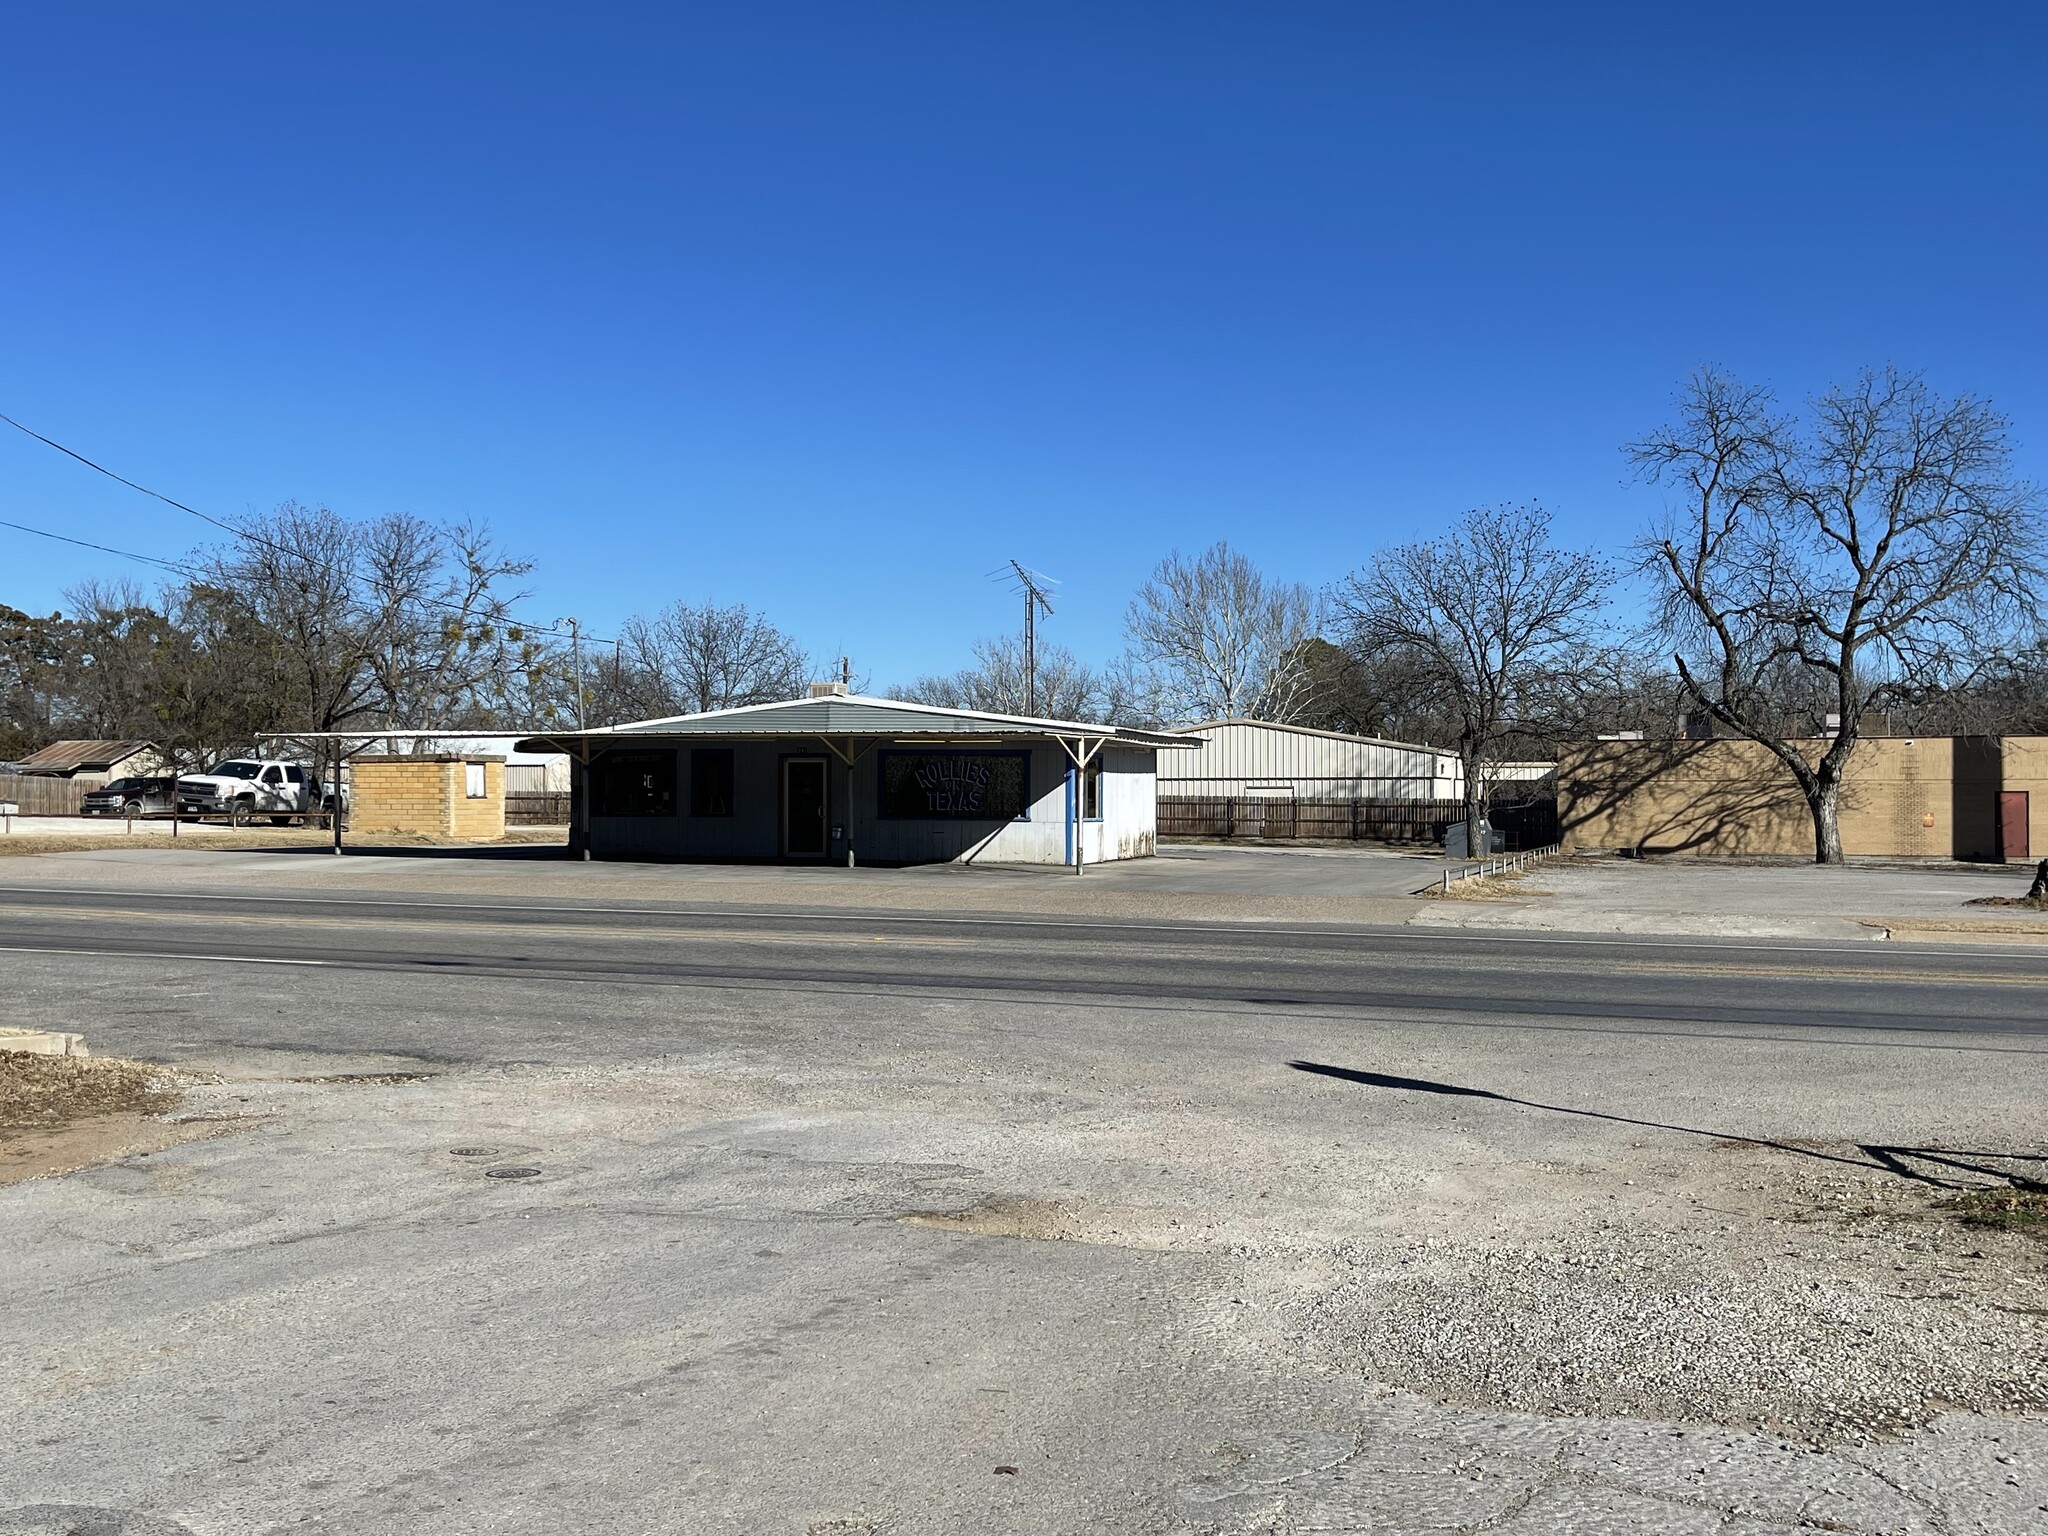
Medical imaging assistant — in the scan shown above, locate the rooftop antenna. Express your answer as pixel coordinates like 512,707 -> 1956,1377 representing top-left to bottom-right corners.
992,560 -> 1058,715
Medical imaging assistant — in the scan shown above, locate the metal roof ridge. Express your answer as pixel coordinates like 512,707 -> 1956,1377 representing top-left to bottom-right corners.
1182,717 -> 1458,756
563,693 -> 1195,741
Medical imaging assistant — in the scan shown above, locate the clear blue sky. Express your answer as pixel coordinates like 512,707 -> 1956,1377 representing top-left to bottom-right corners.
3,2 -> 2042,686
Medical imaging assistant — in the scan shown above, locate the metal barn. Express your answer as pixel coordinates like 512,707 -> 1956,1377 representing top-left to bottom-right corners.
518,690 -> 1196,868
1155,718 -> 1465,843
1159,720 -> 1462,799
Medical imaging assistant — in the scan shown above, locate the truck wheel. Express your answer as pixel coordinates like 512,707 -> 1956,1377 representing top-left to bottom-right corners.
123,799 -> 145,817
230,798 -> 252,827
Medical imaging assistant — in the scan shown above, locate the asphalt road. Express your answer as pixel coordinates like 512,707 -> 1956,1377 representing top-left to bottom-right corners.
3,880 -> 2047,1065
7,874 -> 2048,1535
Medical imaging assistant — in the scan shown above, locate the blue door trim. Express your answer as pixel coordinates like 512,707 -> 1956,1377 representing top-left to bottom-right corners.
1064,764 -> 1075,864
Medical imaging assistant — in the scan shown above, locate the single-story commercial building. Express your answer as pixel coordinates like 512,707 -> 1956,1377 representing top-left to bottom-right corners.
517,688 -> 1199,867
1562,735 -> 2048,861
7,739 -> 164,784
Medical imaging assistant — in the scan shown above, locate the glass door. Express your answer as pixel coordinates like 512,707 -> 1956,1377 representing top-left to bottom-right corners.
783,758 -> 828,858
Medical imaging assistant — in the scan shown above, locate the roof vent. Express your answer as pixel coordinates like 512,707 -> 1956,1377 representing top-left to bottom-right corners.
809,681 -> 849,698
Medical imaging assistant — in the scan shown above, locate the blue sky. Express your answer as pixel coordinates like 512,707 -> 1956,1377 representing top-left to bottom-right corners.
3,2 -> 2042,685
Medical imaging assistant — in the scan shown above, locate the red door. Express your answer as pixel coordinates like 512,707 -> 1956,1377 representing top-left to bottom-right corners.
1997,791 -> 2030,862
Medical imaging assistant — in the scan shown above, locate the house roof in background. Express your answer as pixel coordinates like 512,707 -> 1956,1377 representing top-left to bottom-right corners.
10,739 -> 157,775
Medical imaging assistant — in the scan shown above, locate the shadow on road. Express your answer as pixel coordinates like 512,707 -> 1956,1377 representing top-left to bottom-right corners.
1287,1059 -> 2046,1191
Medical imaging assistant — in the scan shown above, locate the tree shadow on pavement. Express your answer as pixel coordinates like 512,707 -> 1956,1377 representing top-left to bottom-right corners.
1287,1060 -> 2046,1192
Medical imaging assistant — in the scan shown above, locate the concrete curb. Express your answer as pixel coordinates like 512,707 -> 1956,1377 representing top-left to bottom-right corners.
0,1028 -> 90,1057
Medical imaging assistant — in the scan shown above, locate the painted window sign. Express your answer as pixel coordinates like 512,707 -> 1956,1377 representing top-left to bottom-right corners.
879,751 -> 1029,819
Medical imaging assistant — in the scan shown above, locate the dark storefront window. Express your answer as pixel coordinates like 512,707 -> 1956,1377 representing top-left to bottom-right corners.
879,751 -> 1030,820
591,750 -> 676,816
690,749 -> 735,817
1082,758 -> 1103,819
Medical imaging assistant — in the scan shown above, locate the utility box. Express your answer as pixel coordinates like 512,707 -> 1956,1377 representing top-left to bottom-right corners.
350,755 -> 505,839
1444,819 -> 1505,857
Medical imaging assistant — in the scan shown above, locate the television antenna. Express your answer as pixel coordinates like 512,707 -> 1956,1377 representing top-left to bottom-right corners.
992,560 -> 1059,715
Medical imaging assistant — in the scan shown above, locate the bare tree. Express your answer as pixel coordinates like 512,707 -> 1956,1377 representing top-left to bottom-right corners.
1122,542 -> 1318,724
614,601 -> 810,718
1632,366 -> 2044,863
890,636 -> 1105,719
198,503 -> 374,741
1332,504 -> 1610,855
358,513 -> 533,729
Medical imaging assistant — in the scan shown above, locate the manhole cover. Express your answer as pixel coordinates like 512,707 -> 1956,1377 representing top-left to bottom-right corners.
449,1147 -> 498,1158
484,1166 -> 541,1180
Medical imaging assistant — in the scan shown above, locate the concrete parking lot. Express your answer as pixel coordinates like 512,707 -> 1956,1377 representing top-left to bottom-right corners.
1418,853 -> 2048,940
2,848 -> 2046,1533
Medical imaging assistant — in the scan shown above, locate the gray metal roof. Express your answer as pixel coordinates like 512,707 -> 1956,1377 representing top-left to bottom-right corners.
514,694 -> 1199,752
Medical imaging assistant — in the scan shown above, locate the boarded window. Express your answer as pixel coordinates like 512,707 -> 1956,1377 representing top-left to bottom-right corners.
690,749 -> 735,817
591,750 -> 676,816
879,751 -> 1029,820
465,762 -> 487,799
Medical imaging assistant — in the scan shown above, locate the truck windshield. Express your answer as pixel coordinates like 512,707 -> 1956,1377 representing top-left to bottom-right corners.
206,762 -> 263,779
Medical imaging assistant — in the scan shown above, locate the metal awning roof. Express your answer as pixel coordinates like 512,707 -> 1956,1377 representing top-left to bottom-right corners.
512,694 -> 1200,753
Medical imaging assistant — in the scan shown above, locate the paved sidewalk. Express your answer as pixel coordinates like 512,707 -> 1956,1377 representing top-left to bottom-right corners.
1415,855 -> 2048,940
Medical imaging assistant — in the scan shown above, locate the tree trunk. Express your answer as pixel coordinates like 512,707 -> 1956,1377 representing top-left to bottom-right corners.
1463,749 -> 1485,857
1808,772 -> 1845,865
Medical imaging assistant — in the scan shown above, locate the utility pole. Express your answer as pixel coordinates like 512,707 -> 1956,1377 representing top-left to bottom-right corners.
563,618 -> 586,731
1002,560 -> 1056,715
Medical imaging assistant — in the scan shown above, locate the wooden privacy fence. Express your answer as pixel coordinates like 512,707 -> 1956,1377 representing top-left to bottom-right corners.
1159,794 -> 1559,849
0,773 -> 88,815
506,789 -> 572,826
1159,796 -> 1462,844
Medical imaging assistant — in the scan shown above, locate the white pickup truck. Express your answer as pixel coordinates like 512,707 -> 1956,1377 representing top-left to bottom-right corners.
175,758 -> 347,826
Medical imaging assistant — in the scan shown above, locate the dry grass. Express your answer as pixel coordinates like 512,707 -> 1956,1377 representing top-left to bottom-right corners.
0,825 -> 565,857
0,1050 -> 184,1137
1422,867 -> 1550,902
1944,1187 -> 2048,1236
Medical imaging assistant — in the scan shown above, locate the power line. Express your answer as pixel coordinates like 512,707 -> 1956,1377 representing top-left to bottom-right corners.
1,410 -> 245,539
0,514 -> 197,576
0,409 -> 615,647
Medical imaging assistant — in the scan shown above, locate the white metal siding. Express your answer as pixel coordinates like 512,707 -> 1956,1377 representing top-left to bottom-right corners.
1159,722 -> 1461,800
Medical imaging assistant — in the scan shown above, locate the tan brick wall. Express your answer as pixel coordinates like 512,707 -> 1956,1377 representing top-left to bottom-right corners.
1560,737 -> 2007,859
352,756 -> 505,839
450,759 -> 505,840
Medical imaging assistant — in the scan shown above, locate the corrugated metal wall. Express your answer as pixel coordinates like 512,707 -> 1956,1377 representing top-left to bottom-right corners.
1158,722 -> 1461,801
